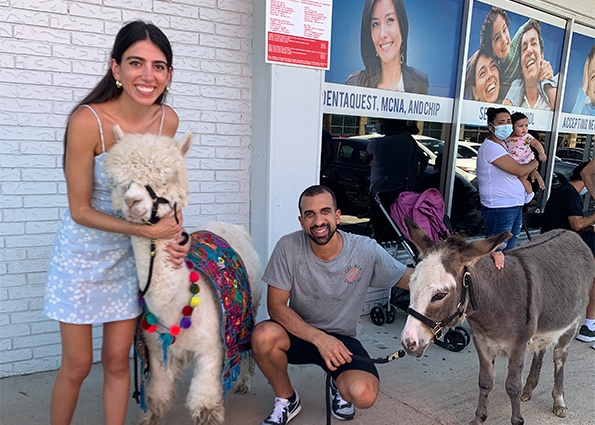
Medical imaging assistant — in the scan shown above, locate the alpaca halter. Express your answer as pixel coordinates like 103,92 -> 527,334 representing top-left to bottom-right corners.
139,259 -> 200,364
144,184 -> 175,225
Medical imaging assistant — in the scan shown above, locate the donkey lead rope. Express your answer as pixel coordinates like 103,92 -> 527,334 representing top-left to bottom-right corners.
325,350 -> 406,425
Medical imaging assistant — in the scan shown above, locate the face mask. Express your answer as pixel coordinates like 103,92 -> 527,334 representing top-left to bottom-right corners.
492,124 -> 513,140
580,187 -> 588,196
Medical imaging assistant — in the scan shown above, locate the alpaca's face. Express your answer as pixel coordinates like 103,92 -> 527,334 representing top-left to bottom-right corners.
117,180 -> 177,224
105,128 -> 192,225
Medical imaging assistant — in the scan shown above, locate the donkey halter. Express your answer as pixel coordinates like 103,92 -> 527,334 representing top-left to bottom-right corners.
406,266 -> 478,340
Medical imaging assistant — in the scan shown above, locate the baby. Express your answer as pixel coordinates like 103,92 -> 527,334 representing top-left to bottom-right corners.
504,112 -> 547,194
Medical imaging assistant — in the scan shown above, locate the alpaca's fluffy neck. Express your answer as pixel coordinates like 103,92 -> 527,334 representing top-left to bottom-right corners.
130,236 -> 191,326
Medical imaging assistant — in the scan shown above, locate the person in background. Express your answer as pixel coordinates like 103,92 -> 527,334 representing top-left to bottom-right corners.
504,112 -> 547,194
346,0 -> 428,94
365,119 -> 428,242
476,107 -> 538,269
44,21 -> 189,425
252,185 -> 413,425
541,162 -> 595,350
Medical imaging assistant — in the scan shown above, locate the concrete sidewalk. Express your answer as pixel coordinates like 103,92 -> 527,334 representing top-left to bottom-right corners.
1,313 -> 593,425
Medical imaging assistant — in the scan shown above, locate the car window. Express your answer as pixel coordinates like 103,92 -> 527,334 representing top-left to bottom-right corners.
338,142 -> 365,166
419,139 -> 443,155
458,145 -> 477,159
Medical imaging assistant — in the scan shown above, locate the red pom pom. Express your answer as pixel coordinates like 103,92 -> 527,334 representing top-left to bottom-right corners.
170,325 -> 181,336
182,306 -> 193,316
189,271 -> 200,283
140,319 -> 150,330
147,325 -> 157,333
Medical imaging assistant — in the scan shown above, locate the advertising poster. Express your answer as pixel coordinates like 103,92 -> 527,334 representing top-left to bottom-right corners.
266,0 -> 333,70
462,0 -> 566,131
559,25 -> 595,135
322,0 -> 464,123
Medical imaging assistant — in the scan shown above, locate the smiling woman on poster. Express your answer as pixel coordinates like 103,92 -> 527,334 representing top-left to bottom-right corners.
346,0 -> 428,94
465,48 -> 501,103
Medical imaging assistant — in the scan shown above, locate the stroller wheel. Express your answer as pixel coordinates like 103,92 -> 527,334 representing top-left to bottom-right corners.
443,328 -> 469,352
370,306 -> 386,326
385,305 -> 396,324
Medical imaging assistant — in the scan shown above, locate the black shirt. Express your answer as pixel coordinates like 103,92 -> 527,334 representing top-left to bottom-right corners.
541,183 -> 583,233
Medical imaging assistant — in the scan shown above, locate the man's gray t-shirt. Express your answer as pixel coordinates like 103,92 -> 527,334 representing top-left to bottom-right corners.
263,230 -> 407,337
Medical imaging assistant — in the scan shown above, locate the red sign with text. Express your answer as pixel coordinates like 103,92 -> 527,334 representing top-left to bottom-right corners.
267,32 -> 329,69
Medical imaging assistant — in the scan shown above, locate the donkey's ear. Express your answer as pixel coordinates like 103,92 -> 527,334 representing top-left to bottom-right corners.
404,215 -> 435,255
461,232 -> 511,262
113,125 -> 125,142
178,131 -> 192,156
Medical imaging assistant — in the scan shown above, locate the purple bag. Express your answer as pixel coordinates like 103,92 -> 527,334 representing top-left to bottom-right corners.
390,188 -> 449,244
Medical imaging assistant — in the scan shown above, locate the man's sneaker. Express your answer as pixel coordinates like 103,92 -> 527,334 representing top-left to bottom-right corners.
329,379 -> 356,420
261,391 -> 302,425
576,325 -> 595,342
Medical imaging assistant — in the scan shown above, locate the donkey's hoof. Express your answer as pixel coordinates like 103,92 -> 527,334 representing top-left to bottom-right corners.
520,391 -> 532,402
553,405 -> 567,418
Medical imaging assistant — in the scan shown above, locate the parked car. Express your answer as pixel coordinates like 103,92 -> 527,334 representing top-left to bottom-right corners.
458,141 -> 481,158
413,136 -> 477,182
321,136 -> 480,228
556,147 -> 592,164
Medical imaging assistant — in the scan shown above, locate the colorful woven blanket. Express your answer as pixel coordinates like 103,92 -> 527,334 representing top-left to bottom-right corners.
186,230 -> 255,392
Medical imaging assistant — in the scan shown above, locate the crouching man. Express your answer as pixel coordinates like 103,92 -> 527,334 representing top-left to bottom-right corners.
252,185 -> 413,425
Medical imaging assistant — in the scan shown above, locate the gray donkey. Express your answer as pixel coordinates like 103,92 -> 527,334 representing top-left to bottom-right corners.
400,217 -> 594,425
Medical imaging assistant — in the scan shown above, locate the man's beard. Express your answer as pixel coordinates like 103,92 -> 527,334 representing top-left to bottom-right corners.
306,223 -> 336,246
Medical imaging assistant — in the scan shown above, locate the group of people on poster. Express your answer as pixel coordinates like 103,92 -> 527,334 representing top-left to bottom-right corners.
465,7 -> 558,110
334,0 -> 594,117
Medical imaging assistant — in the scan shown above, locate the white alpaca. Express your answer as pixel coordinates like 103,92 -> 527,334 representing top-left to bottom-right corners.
104,127 -> 262,425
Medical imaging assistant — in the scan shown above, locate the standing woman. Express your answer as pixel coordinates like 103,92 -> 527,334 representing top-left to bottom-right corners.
44,21 -> 188,425
346,0 -> 428,94
476,107 -> 538,268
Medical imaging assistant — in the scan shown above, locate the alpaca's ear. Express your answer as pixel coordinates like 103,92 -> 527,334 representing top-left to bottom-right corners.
178,131 -> 192,156
113,125 -> 125,142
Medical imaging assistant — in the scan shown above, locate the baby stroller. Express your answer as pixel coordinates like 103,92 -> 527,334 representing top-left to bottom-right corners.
370,188 -> 471,352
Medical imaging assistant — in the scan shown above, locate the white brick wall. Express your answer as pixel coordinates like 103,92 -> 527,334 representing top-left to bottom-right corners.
0,0 -> 253,377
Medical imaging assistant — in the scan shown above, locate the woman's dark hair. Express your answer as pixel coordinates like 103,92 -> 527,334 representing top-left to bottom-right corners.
479,7 -> 510,56
486,106 -> 510,124
511,112 -> 528,124
63,21 -> 173,167
359,0 -> 409,87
